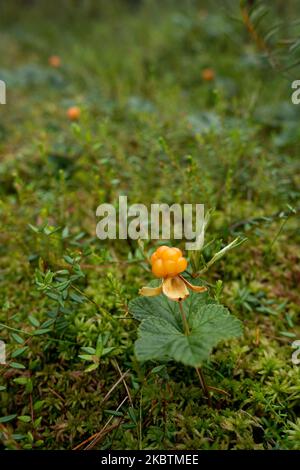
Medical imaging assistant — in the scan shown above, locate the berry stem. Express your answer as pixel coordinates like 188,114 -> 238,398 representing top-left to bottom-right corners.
178,300 -> 190,335
178,300 -> 212,406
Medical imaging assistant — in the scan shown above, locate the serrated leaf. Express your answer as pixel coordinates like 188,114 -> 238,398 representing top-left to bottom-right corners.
129,277 -> 212,327
129,290 -> 243,367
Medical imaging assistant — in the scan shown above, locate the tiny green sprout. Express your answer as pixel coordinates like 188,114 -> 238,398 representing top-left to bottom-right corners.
129,244 -> 243,406
79,333 -> 115,372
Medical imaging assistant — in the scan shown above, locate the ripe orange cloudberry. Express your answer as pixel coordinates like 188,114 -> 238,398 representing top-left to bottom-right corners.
139,246 -> 207,302
151,246 -> 187,278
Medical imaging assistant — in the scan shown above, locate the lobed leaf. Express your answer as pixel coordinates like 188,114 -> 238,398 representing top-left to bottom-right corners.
129,285 -> 243,367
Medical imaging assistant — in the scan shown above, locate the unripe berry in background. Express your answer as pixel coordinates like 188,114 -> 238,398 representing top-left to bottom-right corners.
201,68 -> 215,81
67,106 -> 81,121
48,55 -> 61,68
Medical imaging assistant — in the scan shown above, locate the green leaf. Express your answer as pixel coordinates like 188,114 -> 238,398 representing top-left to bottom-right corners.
28,315 -> 40,327
78,354 -> 94,361
33,400 -> 44,411
95,334 -> 103,357
63,255 -> 74,265
32,328 -> 52,335
102,347 -> 115,357
12,434 -> 26,440
0,414 -> 17,423
28,224 -> 40,233
129,278 -> 212,328
11,333 -> 24,344
84,363 -> 99,372
40,319 -> 55,328
13,377 -> 29,385
46,292 -> 60,301
18,415 -> 31,423
10,362 -> 26,369
11,346 -> 28,358
81,347 -> 96,354
104,409 -> 123,417
127,407 -> 138,424
129,290 -> 243,367
69,292 -> 85,304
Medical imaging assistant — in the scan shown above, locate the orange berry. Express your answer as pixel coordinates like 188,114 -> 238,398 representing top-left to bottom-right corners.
151,246 -> 187,278
202,68 -> 215,81
155,245 -> 169,257
177,257 -> 188,273
164,259 -> 178,276
67,106 -> 80,121
49,55 -> 61,68
152,259 -> 167,278
161,247 -> 181,262
173,247 -> 183,257
150,252 -> 158,264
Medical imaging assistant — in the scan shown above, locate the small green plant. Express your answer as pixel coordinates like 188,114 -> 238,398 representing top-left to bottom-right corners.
129,243 -> 244,406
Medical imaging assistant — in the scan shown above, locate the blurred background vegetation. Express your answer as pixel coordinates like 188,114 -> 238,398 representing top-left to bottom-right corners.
0,0 -> 299,450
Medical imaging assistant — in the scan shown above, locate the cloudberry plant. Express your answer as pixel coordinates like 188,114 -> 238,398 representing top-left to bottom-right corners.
129,244 -> 243,406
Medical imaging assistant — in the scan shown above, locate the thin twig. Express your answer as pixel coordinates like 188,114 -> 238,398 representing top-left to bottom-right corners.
112,359 -> 133,406
72,422 -> 121,450
207,385 -> 230,397
84,396 -> 128,450
195,367 -> 212,407
101,370 -> 130,405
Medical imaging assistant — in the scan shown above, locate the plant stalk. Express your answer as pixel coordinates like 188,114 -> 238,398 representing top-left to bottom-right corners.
178,301 -> 212,406
178,300 -> 190,335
